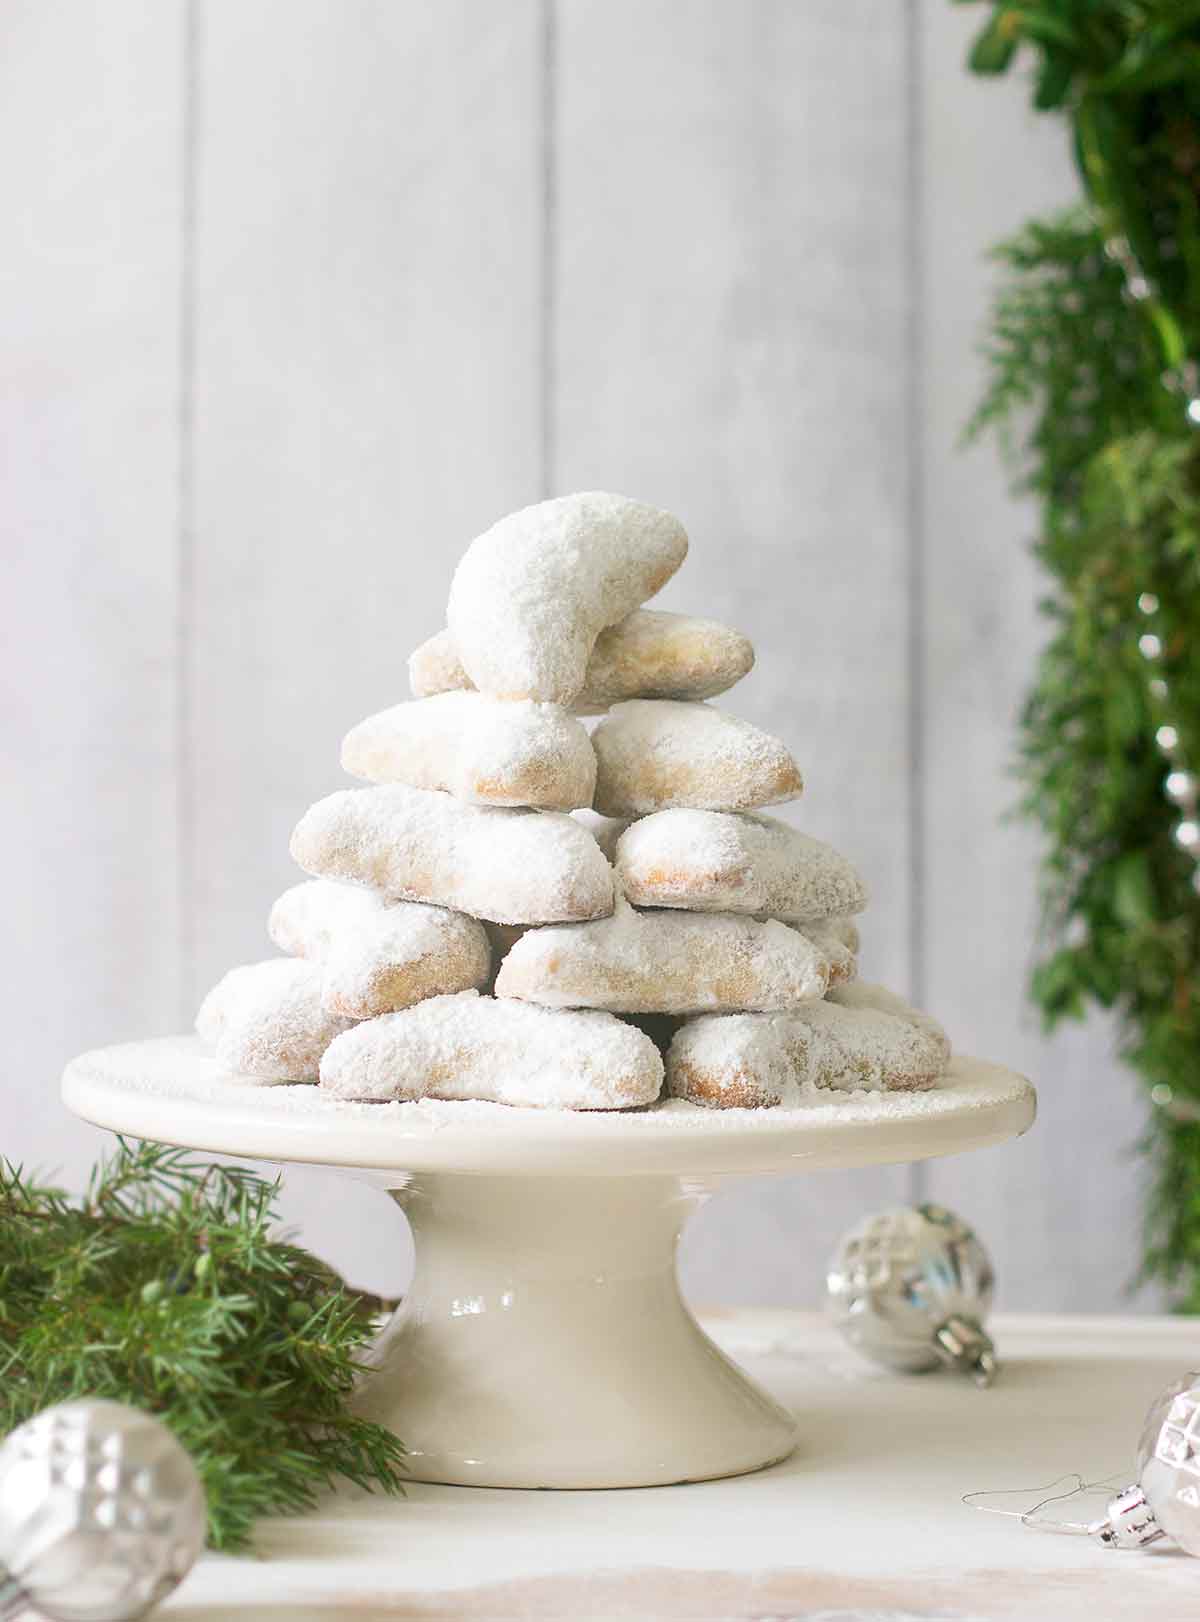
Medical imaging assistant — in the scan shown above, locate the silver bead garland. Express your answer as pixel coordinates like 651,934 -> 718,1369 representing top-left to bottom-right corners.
1103,231 -> 1200,1127
1135,590 -> 1200,889
1102,236 -> 1200,882
1134,535 -> 1200,1131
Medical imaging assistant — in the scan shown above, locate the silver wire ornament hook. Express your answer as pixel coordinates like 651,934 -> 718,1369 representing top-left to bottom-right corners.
963,1472 -> 1128,1536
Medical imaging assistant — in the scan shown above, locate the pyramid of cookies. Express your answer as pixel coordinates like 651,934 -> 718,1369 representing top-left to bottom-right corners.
195,493 -> 952,1111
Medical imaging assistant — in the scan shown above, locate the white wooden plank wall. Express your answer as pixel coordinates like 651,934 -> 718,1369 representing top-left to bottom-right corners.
1,2 -> 187,1186
0,1 -> 1153,1309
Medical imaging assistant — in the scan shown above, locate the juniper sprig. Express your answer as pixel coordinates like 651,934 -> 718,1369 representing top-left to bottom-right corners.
961,2 -> 1200,1305
0,1139 -> 405,1550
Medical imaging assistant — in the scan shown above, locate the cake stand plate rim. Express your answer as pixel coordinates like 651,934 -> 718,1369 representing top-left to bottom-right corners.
61,1034 -> 1035,1176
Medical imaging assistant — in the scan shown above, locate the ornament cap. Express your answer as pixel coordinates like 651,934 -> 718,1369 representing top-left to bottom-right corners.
934,1315 -> 998,1387
1088,1483 -> 1167,1549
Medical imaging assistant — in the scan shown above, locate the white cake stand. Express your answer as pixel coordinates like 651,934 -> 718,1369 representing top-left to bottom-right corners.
62,1036 -> 1034,1491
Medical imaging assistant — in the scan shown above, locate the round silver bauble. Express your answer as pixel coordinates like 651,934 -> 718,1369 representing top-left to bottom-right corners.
826,1203 -> 997,1385
1091,1369 -> 1200,1554
0,1399 -> 205,1621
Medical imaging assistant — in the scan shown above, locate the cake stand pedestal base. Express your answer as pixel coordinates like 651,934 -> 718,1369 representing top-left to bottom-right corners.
61,1037 -> 1036,1492
360,1172 -> 794,1488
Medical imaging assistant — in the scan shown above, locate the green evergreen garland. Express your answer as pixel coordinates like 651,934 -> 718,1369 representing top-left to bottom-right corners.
0,1140 -> 405,1549
961,2 -> 1200,1304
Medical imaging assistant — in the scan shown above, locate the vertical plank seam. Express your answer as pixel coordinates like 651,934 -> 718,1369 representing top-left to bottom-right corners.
539,0 -> 558,499
175,0 -> 200,1026
905,0 -> 928,1207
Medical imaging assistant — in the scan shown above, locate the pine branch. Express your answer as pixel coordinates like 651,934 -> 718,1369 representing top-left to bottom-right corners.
0,1140 -> 405,1550
972,212 -> 1200,1306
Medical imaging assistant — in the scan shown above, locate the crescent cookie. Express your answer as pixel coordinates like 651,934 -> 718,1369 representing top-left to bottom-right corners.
341,692 -> 596,811
268,879 -> 491,1019
407,629 -> 469,702
195,959 -> 353,1082
591,701 -> 803,817
572,808 -> 632,861
665,994 -> 949,1110
446,492 -> 688,704
494,893 -> 829,1014
826,916 -> 861,956
794,919 -> 858,987
828,979 -> 950,1068
319,990 -> 663,1110
290,785 -> 615,926
616,808 -> 866,920
409,608 -> 755,714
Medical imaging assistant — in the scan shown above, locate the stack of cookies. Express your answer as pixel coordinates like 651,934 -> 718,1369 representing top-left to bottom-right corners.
196,493 -> 951,1111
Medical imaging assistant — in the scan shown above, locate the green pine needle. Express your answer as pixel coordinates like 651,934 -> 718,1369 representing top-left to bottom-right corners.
0,1140 -> 405,1550
959,0 -> 1200,1309
970,210 -> 1200,1310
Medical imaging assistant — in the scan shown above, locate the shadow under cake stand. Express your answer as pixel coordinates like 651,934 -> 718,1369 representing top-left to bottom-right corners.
62,1036 -> 1034,1491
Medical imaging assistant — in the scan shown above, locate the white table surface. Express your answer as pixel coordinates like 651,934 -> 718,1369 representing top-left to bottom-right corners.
159,1310 -> 1200,1621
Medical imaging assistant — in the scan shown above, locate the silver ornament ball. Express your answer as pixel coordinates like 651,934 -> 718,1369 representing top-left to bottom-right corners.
1136,1371 -> 1200,1555
827,1203 -> 997,1385
0,1399 -> 205,1622
1089,1370 -> 1200,1552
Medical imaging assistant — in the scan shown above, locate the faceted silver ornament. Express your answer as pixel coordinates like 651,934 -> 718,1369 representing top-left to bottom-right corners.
0,1399 -> 205,1621
1088,1371 -> 1200,1553
826,1203 -> 997,1385
1136,1373 -> 1200,1555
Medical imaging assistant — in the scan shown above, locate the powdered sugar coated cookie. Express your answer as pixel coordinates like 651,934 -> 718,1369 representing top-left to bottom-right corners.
582,609 -> 755,711
267,876 -> 380,956
446,493 -> 688,704
793,919 -> 858,986
825,915 -> 861,955
494,892 -> 829,1014
666,996 -> 948,1109
828,979 -> 950,1067
268,878 -> 491,1018
341,692 -> 596,811
572,808 -> 632,861
616,808 -> 865,920
290,784 -> 614,925
407,629 -> 467,700
195,959 -> 353,1082
319,989 -> 662,1110
592,701 -> 803,817
410,608 -> 754,714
